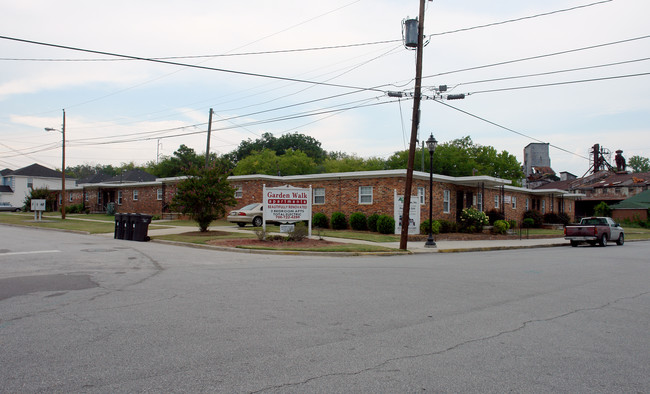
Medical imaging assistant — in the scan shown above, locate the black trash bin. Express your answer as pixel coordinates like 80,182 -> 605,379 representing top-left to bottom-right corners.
114,213 -> 124,239
124,213 -> 135,240
133,214 -> 152,242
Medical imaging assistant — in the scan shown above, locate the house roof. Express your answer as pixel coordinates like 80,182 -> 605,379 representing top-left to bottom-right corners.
535,170 -> 650,192
0,185 -> 13,193
77,172 -> 115,185
8,163 -> 65,179
610,190 -> 650,209
1,168 -> 13,176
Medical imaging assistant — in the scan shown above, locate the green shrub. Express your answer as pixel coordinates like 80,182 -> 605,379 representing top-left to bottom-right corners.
313,212 -> 329,229
65,203 -> 85,214
439,220 -> 458,233
420,219 -> 440,235
486,209 -> 505,225
331,212 -> 348,230
376,215 -> 395,234
523,210 -> 543,228
349,212 -> 368,231
522,218 -> 535,228
287,222 -> 308,241
492,219 -> 509,234
23,187 -> 56,212
544,212 -> 571,225
152,215 -> 161,220
593,201 -> 613,217
367,213 -> 380,232
459,207 -> 489,233
508,219 -> 517,229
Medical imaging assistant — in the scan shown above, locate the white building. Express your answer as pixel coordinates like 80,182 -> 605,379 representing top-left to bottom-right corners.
0,164 -> 76,209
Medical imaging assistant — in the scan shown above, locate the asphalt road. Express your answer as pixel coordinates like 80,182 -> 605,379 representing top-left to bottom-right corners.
1,225 -> 648,393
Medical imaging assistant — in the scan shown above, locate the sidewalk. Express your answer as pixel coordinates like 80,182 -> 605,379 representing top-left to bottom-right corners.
143,224 -> 568,254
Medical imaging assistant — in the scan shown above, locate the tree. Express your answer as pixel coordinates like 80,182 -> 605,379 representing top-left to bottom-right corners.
232,148 -> 316,176
628,155 -> 650,173
170,161 -> 237,232
225,132 -> 326,165
148,144 -> 206,177
23,187 -> 56,212
323,152 -> 385,173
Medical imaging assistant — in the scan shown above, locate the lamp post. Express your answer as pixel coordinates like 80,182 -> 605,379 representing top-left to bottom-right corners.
45,109 -> 66,219
424,133 -> 437,247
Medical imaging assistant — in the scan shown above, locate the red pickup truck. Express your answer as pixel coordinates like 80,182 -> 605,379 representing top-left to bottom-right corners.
564,217 -> 624,247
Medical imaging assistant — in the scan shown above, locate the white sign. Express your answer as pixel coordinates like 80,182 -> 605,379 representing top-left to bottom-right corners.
394,191 -> 420,235
263,185 -> 312,237
31,199 -> 46,211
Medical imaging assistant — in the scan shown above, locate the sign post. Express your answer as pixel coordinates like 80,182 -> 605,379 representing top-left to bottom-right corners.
263,185 -> 312,238
31,199 -> 46,221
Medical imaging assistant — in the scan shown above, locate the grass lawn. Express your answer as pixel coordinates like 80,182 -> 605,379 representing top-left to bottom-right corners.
622,226 -> 650,240
239,243 -> 400,253
0,212 -> 116,234
152,231 -> 257,245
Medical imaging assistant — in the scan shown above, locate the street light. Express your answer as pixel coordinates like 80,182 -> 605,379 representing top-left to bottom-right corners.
425,133 -> 438,248
45,109 -> 66,220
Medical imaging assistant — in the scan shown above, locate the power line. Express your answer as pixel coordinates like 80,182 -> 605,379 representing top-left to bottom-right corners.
434,100 -> 590,160
423,34 -> 650,80
0,35 -> 386,93
428,0 -> 613,38
443,57 -> 650,89
468,72 -> 650,95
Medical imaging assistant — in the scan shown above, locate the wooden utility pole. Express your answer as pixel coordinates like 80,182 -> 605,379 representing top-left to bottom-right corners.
61,109 -> 66,220
205,108 -> 213,168
399,0 -> 427,250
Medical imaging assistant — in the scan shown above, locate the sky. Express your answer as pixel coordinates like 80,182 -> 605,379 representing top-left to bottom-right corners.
1,0 -> 649,179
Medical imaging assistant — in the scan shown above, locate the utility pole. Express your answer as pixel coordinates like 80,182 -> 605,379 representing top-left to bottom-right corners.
61,109 -> 66,220
399,0 -> 427,250
205,108 -> 213,168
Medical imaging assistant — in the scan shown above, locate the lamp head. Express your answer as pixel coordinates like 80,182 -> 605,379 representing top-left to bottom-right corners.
426,133 -> 438,153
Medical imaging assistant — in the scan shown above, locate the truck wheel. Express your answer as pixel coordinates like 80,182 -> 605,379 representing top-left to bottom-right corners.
252,216 -> 263,227
616,233 -> 624,246
599,234 -> 608,247
570,241 -> 579,247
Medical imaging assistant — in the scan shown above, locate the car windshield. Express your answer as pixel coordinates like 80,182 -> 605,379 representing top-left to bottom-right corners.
240,203 -> 260,211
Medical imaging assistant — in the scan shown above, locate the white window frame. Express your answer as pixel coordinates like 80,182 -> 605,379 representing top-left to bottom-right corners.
494,195 -> 500,209
27,178 -> 33,189
526,198 -> 529,211
234,185 -> 243,199
133,190 -> 139,201
359,186 -> 373,204
512,196 -> 517,209
477,192 -> 483,212
313,187 -> 325,205
418,187 -> 425,205
157,188 -> 163,201
117,191 -> 123,205
69,193 -> 73,202
84,192 -> 89,202
541,200 -> 546,214
443,189 -> 450,213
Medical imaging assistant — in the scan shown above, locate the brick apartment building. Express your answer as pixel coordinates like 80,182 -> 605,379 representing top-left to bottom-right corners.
62,169 -> 580,225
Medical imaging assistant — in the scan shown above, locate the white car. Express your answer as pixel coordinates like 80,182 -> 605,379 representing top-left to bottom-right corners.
227,203 -> 264,227
0,202 -> 22,212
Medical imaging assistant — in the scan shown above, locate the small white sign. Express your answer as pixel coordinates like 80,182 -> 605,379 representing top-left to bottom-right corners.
394,191 -> 420,235
280,224 -> 295,233
31,199 -> 46,211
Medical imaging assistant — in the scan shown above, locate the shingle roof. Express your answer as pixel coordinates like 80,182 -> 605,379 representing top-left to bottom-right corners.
9,163 -> 64,179
1,168 -> 13,176
0,185 -> 13,193
78,173 -> 114,184
610,190 -> 650,209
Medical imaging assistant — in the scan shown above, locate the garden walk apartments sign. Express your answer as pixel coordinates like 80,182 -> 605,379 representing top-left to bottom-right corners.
262,185 -> 312,236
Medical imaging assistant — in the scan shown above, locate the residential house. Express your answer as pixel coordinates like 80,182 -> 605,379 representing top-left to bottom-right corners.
0,163 -> 76,210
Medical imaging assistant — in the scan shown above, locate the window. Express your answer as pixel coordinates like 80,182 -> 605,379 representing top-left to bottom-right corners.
234,185 -> 243,199
541,200 -> 546,214
27,178 -> 33,189
512,196 -> 517,209
69,193 -> 73,202
118,191 -> 123,205
313,187 -> 325,204
157,188 -> 163,201
418,187 -> 425,205
477,192 -> 483,211
359,186 -> 373,204
526,198 -> 529,211
84,192 -> 88,202
58,194 -> 62,204
494,195 -> 500,209
133,190 -> 139,201
443,190 -> 450,213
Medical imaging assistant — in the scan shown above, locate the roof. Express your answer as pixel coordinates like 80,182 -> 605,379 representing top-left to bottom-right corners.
0,185 -> 13,193
536,170 -> 650,192
8,163 -> 65,179
1,168 -> 13,176
77,173 -> 114,185
610,190 -> 650,209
